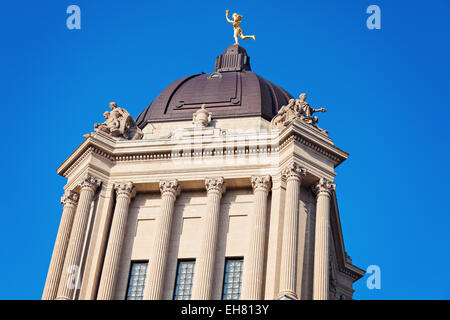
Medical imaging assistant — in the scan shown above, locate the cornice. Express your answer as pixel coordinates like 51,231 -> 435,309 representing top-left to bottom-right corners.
58,122 -> 349,178
277,120 -> 349,167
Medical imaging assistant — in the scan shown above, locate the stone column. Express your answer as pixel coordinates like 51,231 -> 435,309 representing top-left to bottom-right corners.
278,163 -> 306,299
56,174 -> 100,300
312,178 -> 335,300
144,180 -> 180,300
192,177 -> 226,300
242,175 -> 271,300
42,190 -> 79,300
97,182 -> 135,300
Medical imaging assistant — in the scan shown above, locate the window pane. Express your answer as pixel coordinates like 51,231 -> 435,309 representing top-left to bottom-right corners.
173,260 -> 195,300
126,262 -> 148,300
222,258 -> 243,300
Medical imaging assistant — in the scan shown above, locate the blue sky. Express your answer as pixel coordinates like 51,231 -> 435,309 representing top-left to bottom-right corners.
0,0 -> 449,300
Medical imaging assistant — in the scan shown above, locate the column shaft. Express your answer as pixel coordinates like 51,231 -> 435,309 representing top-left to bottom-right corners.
97,182 -> 135,300
313,178 -> 335,300
278,164 -> 305,299
143,180 -> 180,300
56,174 -> 99,300
42,191 -> 79,300
242,175 -> 271,300
192,177 -> 225,300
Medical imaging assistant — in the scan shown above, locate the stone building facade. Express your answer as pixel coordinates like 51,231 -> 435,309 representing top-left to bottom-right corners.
42,45 -> 364,301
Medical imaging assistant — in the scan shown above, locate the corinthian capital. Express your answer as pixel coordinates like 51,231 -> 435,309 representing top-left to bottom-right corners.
312,178 -> 336,197
205,177 -> 226,195
159,179 -> 180,198
251,175 -> 272,194
79,174 -> 101,192
61,190 -> 79,207
282,163 -> 306,181
115,182 -> 136,199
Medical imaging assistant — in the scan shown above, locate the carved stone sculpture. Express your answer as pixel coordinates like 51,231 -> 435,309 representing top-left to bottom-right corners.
270,98 -> 296,130
94,102 -> 143,140
270,93 -> 328,135
192,104 -> 212,127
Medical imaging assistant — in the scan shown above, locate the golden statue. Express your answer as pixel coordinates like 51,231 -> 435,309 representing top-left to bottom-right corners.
225,10 -> 256,45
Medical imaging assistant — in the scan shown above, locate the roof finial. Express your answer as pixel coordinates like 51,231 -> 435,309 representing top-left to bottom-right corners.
225,9 -> 256,45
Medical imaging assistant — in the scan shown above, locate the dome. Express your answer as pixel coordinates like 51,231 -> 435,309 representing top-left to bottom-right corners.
136,44 -> 293,128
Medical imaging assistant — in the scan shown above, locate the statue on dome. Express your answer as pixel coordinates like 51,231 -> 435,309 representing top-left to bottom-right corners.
225,10 -> 256,45
94,102 -> 143,140
270,93 -> 328,135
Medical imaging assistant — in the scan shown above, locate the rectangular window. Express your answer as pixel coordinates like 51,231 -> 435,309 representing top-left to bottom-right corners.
125,261 -> 148,300
222,258 -> 243,300
173,260 -> 195,300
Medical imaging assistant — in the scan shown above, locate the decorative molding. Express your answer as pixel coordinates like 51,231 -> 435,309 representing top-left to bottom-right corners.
251,175 -> 271,194
281,163 -> 306,181
159,180 -> 180,198
312,178 -> 336,197
205,177 -> 226,195
62,146 -> 113,178
337,266 -> 364,281
60,190 -> 79,207
114,182 -> 135,199
60,125 -> 347,178
78,173 -> 101,193
292,135 -> 342,163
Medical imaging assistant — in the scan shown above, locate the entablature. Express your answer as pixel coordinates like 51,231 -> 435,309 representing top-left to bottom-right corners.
57,119 -> 349,184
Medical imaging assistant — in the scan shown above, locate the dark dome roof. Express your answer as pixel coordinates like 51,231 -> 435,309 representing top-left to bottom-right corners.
136,45 -> 293,128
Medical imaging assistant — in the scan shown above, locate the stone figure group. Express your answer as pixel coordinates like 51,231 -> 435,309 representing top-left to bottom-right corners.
94,102 -> 143,140
270,93 -> 328,135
